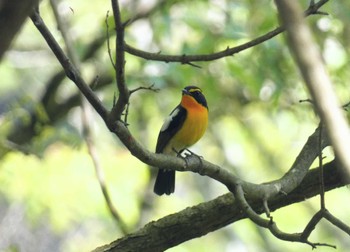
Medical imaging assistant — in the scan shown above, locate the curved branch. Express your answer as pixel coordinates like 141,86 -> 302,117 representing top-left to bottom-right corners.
93,161 -> 346,252
124,0 -> 329,64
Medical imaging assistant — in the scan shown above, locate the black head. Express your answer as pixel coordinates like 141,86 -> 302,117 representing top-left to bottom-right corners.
182,86 -> 208,109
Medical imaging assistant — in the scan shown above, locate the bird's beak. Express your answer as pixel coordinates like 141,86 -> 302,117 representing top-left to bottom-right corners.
182,89 -> 190,95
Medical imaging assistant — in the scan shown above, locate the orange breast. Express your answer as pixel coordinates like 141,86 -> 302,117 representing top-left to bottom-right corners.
166,95 -> 208,152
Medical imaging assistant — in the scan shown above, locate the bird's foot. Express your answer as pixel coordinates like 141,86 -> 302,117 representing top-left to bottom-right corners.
183,148 -> 203,158
173,148 -> 203,169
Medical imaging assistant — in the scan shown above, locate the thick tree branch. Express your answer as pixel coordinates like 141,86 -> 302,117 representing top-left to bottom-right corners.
275,0 -> 350,179
93,161 -> 347,252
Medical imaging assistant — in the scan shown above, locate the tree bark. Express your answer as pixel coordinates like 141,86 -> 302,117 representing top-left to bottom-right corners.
93,160 -> 347,252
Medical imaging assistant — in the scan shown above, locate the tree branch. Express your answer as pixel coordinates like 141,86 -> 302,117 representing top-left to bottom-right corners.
123,0 -> 329,64
93,161 -> 347,252
275,0 -> 350,179
109,0 -> 130,122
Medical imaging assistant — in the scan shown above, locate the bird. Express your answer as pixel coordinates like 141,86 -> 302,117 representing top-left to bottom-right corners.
153,85 -> 209,196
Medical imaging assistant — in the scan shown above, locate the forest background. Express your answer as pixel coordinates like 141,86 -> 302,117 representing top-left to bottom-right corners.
0,0 -> 350,251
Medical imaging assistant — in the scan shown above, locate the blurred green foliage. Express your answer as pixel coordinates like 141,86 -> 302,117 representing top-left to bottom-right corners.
0,0 -> 349,251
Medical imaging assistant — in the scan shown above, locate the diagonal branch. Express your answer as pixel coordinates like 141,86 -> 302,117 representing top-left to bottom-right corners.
275,0 -> 350,178
324,210 -> 350,235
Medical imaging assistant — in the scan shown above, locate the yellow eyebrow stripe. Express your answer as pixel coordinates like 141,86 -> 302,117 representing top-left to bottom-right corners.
189,88 -> 202,93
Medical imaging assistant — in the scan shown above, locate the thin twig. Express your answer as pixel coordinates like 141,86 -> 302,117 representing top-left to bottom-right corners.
324,210 -> 350,236
123,102 -> 130,126
129,84 -> 159,95
105,10 -> 116,68
91,75 -> 100,90
83,100 -> 128,235
299,98 -> 313,104
300,209 -> 324,241
318,123 -> 326,209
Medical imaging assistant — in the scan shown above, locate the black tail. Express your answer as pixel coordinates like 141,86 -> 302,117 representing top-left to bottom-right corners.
153,169 -> 175,196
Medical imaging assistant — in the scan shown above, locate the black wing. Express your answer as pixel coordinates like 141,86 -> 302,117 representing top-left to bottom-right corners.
156,105 -> 187,153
